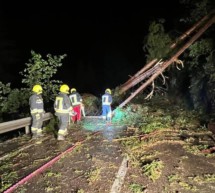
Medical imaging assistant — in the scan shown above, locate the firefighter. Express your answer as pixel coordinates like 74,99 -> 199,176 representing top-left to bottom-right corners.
101,88 -> 112,122
29,84 -> 44,139
69,88 -> 83,123
54,84 -> 72,141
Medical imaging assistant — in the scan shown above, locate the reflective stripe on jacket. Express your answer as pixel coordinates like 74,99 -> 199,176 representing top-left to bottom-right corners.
102,93 -> 112,105
54,92 -> 72,113
69,92 -> 82,106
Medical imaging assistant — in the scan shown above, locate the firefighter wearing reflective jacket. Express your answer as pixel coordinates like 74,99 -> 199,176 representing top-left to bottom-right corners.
54,84 -> 72,141
69,88 -> 83,123
29,84 -> 44,139
102,88 -> 112,122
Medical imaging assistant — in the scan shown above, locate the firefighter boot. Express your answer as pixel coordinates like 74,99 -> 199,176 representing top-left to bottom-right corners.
65,129 -> 68,136
37,129 -> 44,137
57,135 -> 65,141
32,133 -> 39,139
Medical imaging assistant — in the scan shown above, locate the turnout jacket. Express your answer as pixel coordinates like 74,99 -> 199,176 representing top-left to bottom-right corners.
69,92 -> 82,106
29,94 -> 44,114
54,92 -> 72,113
102,93 -> 112,105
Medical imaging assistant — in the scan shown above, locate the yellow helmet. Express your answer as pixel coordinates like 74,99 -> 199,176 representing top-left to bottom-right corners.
71,88 -> 76,93
105,88 -> 111,94
32,84 -> 43,94
60,84 -> 69,94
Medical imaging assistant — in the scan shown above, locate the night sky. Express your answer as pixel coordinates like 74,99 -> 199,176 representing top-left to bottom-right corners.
0,1 -> 183,95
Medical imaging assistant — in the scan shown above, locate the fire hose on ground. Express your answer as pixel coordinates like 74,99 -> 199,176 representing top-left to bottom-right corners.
4,131 -> 100,193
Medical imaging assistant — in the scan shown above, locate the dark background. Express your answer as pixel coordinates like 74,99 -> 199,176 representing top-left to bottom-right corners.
0,1 -> 183,95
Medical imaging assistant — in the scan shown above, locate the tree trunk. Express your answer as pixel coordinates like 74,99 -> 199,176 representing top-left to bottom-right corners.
119,10 -> 215,94
119,15 -> 215,108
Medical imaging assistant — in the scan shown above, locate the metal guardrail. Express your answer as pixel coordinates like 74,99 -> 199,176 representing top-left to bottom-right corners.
0,113 -> 53,135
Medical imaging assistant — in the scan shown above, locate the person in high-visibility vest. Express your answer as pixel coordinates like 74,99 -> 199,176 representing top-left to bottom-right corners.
54,84 -> 72,141
69,88 -> 83,123
102,88 -> 112,122
29,84 -> 44,139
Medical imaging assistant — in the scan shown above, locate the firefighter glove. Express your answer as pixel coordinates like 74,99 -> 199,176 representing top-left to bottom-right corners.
36,113 -> 40,120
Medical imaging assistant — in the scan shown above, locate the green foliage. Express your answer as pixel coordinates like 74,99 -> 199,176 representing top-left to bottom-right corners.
1,88 -> 29,114
187,39 -> 215,114
191,173 -> 215,185
112,107 -> 125,122
82,94 -> 100,115
168,174 -> 181,183
20,50 -> 66,102
143,20 -> 172,61
129,183 -> 146,193
0,171 -> 18,192
143,120 -> 168,133
0,83 -> 29,118
0,160 -> 18,192
142,159 -> 164,182
171,0 -> 215,115
180,0 -> 214,22
188,39 -> 213,67
112,105 -> 146,128
165,1 -> 215,116
0,82 -> 11,114
43,117 -> 58,136
0,51 -> 66,121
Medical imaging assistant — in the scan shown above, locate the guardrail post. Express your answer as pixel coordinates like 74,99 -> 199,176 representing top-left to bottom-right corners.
25,126 -> 30,134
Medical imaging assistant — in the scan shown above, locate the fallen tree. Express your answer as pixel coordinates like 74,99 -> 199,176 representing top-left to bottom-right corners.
118,11 -> 215,108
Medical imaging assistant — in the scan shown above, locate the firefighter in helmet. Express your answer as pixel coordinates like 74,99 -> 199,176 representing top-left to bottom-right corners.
54,84 -> 72,141
29,84 -> 44,139
69,88 -> 83,123
101,88 -> 112,122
